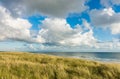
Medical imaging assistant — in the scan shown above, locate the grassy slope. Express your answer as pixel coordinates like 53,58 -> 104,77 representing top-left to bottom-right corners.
0,52 -> 120,79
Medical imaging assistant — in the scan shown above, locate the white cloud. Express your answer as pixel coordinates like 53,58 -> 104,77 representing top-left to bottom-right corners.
27,44 -> 37,50
90,8 -> 120,34
0,0 -> 88,17
95,41 -> 120,49
36,18 -> 97,47
0,5 -> 97,47
0,5 -> 32,41
0,0 -> 120,52
100,0 -> 112,7
101,0 -> 120,7
111,0 -> 120,5
110,23 -> 120,34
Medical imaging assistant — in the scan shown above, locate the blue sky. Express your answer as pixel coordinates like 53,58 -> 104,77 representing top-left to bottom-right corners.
0,0 -> 120,52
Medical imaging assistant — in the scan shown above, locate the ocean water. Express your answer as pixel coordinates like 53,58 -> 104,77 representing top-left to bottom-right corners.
36,52 -> 120,62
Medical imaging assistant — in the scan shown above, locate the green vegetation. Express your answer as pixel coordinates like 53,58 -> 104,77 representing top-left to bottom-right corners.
0,52 -> 120,79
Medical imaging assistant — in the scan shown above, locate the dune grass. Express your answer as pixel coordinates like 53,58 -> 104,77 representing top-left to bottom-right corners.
0,52 -> 120,79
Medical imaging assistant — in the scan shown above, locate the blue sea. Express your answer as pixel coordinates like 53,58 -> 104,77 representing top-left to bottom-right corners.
35,52 -> 120,62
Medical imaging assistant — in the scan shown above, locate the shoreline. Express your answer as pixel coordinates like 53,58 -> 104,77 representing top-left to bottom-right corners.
0,51 -> 120,64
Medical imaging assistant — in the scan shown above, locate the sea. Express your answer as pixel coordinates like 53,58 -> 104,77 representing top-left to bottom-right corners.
33,52 -> 120,62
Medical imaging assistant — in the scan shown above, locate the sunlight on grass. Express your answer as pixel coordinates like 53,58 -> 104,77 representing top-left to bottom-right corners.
0,52 -> 120,79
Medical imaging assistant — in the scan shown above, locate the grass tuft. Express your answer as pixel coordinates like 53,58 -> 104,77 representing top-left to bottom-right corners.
0,52 -> 120,79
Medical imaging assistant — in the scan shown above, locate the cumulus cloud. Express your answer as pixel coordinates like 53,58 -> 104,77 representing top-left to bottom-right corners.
0,5 -> 32,41
0,0 -> 88,17
90,8 -> 120,34
0,0 -> 119,52
101,0 -> 120,7
0,5 -> 97,47
36,18 -> 97,47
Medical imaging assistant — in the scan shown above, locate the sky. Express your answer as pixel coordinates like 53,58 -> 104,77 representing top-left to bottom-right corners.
0,0 -> 120,52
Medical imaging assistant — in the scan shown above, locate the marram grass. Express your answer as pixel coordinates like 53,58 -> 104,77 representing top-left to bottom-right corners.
0,52 -> 120,79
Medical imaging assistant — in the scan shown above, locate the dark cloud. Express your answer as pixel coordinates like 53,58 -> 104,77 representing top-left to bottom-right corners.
0,0 -> 88,17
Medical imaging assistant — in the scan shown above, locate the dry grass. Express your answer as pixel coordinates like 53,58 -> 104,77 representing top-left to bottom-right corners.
0,52 -> 120,79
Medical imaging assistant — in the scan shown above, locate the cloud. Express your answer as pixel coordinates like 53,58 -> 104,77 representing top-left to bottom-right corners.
90,8 -> 120,34
0,5 -> 118,51
0,0 -> 88,17
0,5 -> 97,47
111,0 -> 120,5
101,0 -> 120,7
95,41 -> 120,50
0,5 -> 32,41
0,0 -> 120,52
36,18 -> 97,47
110,23 -> 120,34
